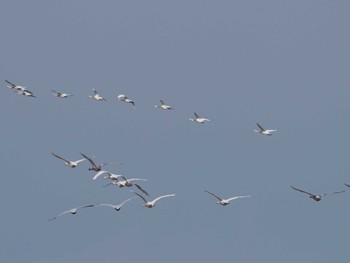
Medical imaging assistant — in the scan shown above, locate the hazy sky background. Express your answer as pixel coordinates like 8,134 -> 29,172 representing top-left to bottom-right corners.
1,1 -> 350,262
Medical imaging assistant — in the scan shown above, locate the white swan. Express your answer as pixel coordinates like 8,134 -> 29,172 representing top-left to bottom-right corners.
16,90 -> 36,97
117,94 -> 135,106
5,80 -> 30,92
52,90 -> 73,98
205,190 -> 251,206
49,204 -> 95,221
104,176 -> 149,196
5,80 -> 36,97
51,151 -> 86,168
103,172 -> 124,181
253,123 -> 277,136
133,192 -> 175,208
89,89 -> 107,101
104,176 -> 147,187
154,100 -> 174,110
91,197 -> 137,212
291,186 -> 345,201
92,170 -> 123,180
80,153 -> 109,172
189,112 -> 210,124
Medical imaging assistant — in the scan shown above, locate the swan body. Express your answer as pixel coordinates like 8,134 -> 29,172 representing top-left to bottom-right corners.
80,153 -> 108,172
134,192 -> 175,208
51,152 -> 86,168
205,190 -> 251,206
189,112 -> 210,124
254,123 -> 277,136
5,80 -> 36,97
52,90 -> 73,98
117,94 -> 135,106
89,89 -> 107,101
104,176 -> 149,195
92,170 -> 123,181
155,100 -> 174,110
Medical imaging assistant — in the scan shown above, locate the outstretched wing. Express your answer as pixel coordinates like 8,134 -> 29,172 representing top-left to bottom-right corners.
194,112 -> 200,118
204,189 -> 223,201
51,151 -> 70,163
48,205 -> 94,221
291,186 -> 314,196
73,158 -> 86,164
128,178 -> 147,182
133,191 -> 149,203
226,195 -> 252,202
5,80 -> 16,88
160,100 -> 165,105
134,184 -> 149,196
93,89 -> 98,95
256,123 -> 265,131
80,153 -> 97,169
92,170 -> 108,180
152,194 -> 175,205
48,210 -> 71,221
117,196 -> 138,209
120,176 -> 129,182
326,190 -> 346,196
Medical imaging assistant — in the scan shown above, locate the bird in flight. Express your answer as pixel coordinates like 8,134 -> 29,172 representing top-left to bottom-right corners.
51,90 -> 73,98
117,94 -> 135,106
91,197 -> 137,212
89,89 -> 107,101
154,100 -> 174,110
80,153 -> 109,172
291,186 -> 345,201
189,112 -> 210,124
253,123 -> 277,136
133,192 -> 175,208
104,176 -> 149,196
204,190 -> 251,206
51,151 -> 86,168
91,170 -> 123,180
5,80 -> 36,97
49,204 -> 95,221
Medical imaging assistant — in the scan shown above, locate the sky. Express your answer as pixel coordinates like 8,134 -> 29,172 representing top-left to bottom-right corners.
1,1 -> 350,262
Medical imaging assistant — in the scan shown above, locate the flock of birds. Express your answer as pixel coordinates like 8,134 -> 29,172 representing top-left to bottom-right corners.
4,79 -> 350,221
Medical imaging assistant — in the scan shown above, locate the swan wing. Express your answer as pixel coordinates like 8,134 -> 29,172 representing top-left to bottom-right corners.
204,190 -> 222,201
256,123 -> 265,131
291,186 -> 314,196
133,191 -> 149,203
151,194 -> 175,205
5,80 -> 16,88
226,195 -> 252,202
116,197 -> 138,209
51,152 -> 70,163
93,170 -> 108,180
134,184 -> 149,196
80,153 -> 97,168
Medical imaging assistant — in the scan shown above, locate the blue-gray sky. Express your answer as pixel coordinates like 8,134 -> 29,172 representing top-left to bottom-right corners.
1,1 -> 350,262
